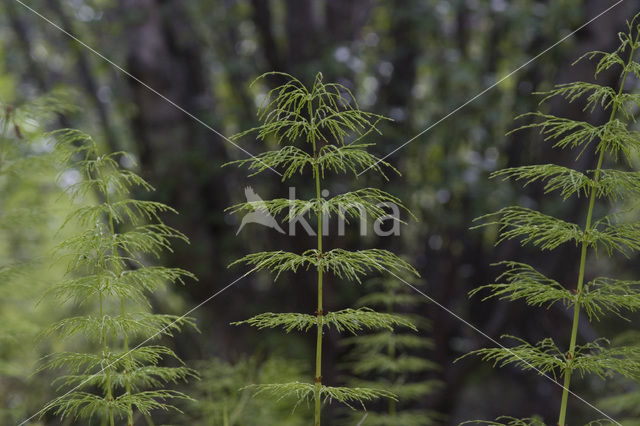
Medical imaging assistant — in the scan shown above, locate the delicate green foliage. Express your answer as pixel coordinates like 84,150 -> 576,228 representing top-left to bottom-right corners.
491,165 -> 592,200
512,113 -> 600,157
491,165 -> 640,214
229,72 -> 418,424
468,14 -> 640,425
41,130 -> 197,423
231,248 -> 418,282
599,119 -> 640,161
43,313 -> 196,342
45,267 -> 195,306
326,188 -> 412,222
39,346 -> 181,376
462,336 -> 566,379
466,336 -> 640,381
225,143 -> 398,180
235,308 -> 415,334
581,277 -> 640,320
234,312 -> 317,333
234,72 -> 388,146
537,82 -> 617,112
596,169 -> 640,200
475,206 -> 584,250
64,200 -> 178,227
226,187 -> 410,223
315,144 -> 398,179
469,262 -> 573,308
223,145 -> 313,179
477,207 -> 640,256
462,416 -> 546,426
246,382 -> 396,410
591,217 -> 640,256
574,14 -> 640,77
48,389 -> 191,420
569,340 -> 640,379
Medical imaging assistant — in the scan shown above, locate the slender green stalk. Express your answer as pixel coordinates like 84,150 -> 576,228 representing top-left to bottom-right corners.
105,180 -> 134,426
121,297 -> 133,426
558,36 -> 638,426
557,153 -> 601,425
100,292 -> 115,426
314,160 -> 324,426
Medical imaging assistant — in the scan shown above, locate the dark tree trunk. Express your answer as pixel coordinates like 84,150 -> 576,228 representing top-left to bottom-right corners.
121,0 -> 240,358
376,0 -> 422,130
45,1 -> 119,152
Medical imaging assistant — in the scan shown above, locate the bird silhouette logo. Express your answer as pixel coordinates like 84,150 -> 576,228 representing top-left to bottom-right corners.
236,186 -> 285,235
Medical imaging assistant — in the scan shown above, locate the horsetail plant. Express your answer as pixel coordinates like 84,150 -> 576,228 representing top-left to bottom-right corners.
342,277 -> 440,425
40,130 -> 197,425
466,14 -> 640,425
227,72 -> 419,425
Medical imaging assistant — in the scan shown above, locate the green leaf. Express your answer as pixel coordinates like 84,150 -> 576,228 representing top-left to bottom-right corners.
223,145 -> 314,180
599,119 -> 640,162
324,308 -> 416,334
459,336 -> 566,379
233,308 -> 415,335
474,206 -> 584,250
571,340 -> 640,379
512,113 -> 600,156
596,169 -> 640,200
44,313 -> 196,342
582,277 -> 640,320
246,381 -> 396,410
592,218 -> 640,257
232,71 -> 388,148
316,144 -> 398,179
230,248 -> 418,282
537,82 -> 617,111
226,187 -> 411,223
470,261 -> 573,309
461,416 -> 546,426
491,165 -> 592,200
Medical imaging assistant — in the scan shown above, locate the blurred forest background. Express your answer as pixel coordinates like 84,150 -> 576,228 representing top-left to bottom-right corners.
2,0 -> 640,424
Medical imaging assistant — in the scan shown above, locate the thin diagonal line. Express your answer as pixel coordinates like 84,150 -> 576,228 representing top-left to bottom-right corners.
18,269 -> 256,426
12,0 -> 282,177
376,265 -> 621,425
356,413 -> 368,425
357,0 -> 626,177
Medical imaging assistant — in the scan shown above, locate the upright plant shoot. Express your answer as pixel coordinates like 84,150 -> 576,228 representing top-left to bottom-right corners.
467,15 -> 640,425
228,73 -> 419,426
41,131 -> 197,425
